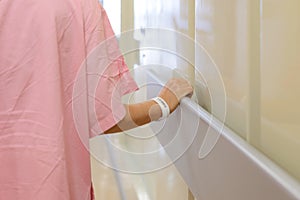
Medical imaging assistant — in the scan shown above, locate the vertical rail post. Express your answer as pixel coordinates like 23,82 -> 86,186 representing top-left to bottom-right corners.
188,0 -> 196,87
120,0 -> 138,70
246,0 -> 261,146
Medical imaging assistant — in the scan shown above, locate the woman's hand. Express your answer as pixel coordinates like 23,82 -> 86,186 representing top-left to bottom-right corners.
158,78 -> 193,113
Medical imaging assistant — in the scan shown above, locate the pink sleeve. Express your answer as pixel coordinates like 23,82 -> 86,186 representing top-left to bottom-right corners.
83,1 -> 138,136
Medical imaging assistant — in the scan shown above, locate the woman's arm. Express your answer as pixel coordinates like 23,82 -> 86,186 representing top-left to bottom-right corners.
103,100 -> 161,133
104,78 -> 193,134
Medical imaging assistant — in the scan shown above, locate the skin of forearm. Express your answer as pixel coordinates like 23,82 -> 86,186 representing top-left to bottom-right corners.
103,100 -> 162,134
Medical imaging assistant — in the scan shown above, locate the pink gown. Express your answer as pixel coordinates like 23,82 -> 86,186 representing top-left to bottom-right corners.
0,0 -> 138,199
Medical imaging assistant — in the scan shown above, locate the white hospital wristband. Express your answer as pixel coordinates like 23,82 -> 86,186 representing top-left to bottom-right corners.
152,97 -> 170,120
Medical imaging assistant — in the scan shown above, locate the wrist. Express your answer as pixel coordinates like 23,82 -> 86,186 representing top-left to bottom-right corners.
151,97 -> 170,120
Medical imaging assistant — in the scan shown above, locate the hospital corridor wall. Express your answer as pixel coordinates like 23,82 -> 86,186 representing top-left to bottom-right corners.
90,0 -> 300,199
